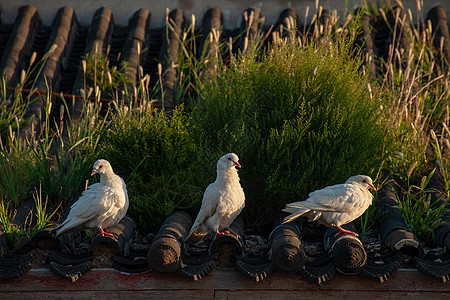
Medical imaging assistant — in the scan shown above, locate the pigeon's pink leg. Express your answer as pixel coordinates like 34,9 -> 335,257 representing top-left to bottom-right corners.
98,227 -> 116,238
225,227 -> 240,239
334,226 -> 358,237
213,228 -> 240,239
214,229 -> 223,239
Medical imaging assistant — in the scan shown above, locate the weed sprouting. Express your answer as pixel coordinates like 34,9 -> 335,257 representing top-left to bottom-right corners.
32,183 -> 60,231
83,52 -> 131,100
0,184 -> 60,252
0,201 -> 28,249
395,169 -> 450,244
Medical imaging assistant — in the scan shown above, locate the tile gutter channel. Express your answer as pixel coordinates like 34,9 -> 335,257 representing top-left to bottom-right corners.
0,268 -> 448,298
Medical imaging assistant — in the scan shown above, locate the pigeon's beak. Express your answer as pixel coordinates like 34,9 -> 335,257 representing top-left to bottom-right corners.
91,169 -> 97,176
234,162 -> 241,168
369,184 -> 375,190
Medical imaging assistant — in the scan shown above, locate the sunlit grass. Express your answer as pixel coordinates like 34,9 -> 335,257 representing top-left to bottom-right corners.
395,168 -> 450,244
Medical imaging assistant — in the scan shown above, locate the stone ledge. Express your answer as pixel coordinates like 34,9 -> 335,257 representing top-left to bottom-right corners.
0,268 -> 448,299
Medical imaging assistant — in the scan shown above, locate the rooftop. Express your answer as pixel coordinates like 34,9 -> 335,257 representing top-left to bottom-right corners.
0,1 -> 449,294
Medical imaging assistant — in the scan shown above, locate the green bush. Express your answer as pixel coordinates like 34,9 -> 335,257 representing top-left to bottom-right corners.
98,108 -> 205,231
191,38 -> 390,231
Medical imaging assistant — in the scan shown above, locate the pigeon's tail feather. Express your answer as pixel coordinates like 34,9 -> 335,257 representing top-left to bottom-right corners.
49,227 -> 58,236
281,208 -> 310,224
285,200 -> 335,212
185,228 -> 207,243
53,223 -> 74,236
52,218 -> 86,236
52,224 -> 68,236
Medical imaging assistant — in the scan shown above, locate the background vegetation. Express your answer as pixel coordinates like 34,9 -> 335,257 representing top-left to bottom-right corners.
98,107 -> 206,231
0,1 -> 448,244
190,38 -> 388,231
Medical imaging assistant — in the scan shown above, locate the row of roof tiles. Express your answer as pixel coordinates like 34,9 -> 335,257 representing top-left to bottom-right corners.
0,5 -> 449,134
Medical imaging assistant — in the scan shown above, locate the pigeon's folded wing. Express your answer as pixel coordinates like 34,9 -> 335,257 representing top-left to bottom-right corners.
56,184 -> 121,233
71,184 -> 119,217
186,184 -> 219,242
120,178 -> 129,207
304,183 -> 360,211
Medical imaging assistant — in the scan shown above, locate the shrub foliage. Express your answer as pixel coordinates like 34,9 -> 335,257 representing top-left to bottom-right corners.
99,108 -> 205,231
191,39 -> 388,231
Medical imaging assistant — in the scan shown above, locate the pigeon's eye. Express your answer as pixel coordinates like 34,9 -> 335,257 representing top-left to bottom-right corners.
227,157 -> 231,161
362,179 -> 367,183
99,165 -> 103,168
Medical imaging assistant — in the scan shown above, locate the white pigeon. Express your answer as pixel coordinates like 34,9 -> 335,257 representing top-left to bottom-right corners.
282,175 -> 375,236
185,153 -> 245,243
53,159 -> 129,237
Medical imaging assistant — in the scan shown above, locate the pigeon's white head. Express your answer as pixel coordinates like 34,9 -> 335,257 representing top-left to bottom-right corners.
346,175 -> 375,190
91,159 -> 114,176
217,153 -> 241,170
